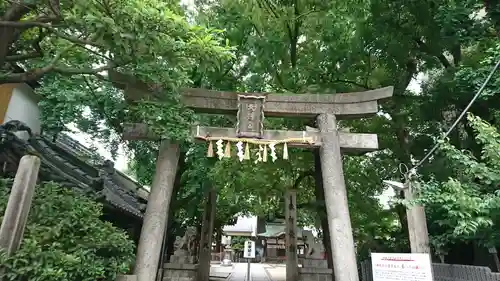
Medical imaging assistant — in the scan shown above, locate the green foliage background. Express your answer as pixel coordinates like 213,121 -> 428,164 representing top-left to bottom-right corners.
2,0 -> 500,265
0,180 -> 135,281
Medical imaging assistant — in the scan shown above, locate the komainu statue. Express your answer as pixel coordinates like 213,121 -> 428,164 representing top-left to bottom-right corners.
303,230 -> 324,259
173,226 -> 197,257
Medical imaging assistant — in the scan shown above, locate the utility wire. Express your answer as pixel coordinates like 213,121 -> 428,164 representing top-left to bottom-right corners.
408,58 -> 500,176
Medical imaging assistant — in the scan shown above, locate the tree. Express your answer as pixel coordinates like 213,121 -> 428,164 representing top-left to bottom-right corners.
187,0 -> 500,258
417,114 -> 500,255
23,0 -> 500,263
1,0 -> 233,158
0,0 -> 231,84
230,236 -> 247,252
0,180 -> 135,281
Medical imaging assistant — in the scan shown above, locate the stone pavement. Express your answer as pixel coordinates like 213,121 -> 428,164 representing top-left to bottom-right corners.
262,264 -> 286,281
210,263 -> 286,281
210,263 -> 233,280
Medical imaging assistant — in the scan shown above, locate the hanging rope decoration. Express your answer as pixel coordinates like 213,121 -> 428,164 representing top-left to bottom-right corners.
197,93 -> 315,162
198,128 -> 314,162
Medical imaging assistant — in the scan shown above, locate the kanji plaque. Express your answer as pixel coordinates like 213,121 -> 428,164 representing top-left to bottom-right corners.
236,95 -> 265,138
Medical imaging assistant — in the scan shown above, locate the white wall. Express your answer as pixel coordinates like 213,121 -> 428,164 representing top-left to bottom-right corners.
3,83 -> 41,140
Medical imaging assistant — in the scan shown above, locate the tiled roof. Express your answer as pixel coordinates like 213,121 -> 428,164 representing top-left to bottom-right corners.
0,125 -> 146,219
257,223 -> 303,238
223,216 -> 256,234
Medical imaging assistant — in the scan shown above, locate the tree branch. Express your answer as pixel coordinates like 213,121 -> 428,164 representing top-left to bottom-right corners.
289,0 -> 301,69
2,1 -> 37,21
10,17 -> 57,43
257,0 -> 279,19
292,169 -> 314,190
0,21 -> 104,48
0,1 -> 39,69
5,27 -> 47,64
295,9 -> 320,21
54,63 -> 118,75
334,79 -> 374,90
0,63 -> 118,84
5,52 -> 42,62
415,38 -> 452,68
0,20 -> 54,28
450,44 -> 461,66
83,77 -> 124,132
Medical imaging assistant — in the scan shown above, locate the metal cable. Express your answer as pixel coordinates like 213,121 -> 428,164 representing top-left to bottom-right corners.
409,58 -> 500,175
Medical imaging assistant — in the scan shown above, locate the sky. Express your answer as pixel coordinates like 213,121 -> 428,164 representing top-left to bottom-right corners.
66,125 -> 129,172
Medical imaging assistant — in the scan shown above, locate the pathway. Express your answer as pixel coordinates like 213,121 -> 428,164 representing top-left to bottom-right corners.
262,264 -> 286,281
210,263 -> 285,281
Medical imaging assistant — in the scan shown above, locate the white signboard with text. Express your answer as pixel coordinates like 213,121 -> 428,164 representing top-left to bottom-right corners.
371,253 -> 433,281
243,240 -> 256,258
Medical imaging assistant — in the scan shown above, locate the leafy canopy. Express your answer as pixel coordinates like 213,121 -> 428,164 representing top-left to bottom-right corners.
7,0 -> 500,260
417,114 -> 500,253
1,0 -> 233,145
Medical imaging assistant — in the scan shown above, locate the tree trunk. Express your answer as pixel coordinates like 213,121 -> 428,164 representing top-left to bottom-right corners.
0,2 -> 37,70
484,0 -> 500,35
215,228 -> 222,259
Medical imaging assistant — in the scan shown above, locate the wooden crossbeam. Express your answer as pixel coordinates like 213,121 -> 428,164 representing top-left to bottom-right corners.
122,123 -> 379,152
109,71 -> 393,118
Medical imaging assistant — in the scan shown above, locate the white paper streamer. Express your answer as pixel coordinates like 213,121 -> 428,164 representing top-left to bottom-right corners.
255,145 -> 264,164
269,143 -> 277,162
236,141 -> 244,162
216,139 -> 224,160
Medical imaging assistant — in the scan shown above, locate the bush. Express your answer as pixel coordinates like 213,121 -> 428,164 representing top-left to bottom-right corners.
0,179 -> 135,281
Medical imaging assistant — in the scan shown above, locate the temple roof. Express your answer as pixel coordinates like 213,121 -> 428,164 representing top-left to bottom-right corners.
0,125 -> 147,219
222,216 -> 257,235
257,223 -> 303,238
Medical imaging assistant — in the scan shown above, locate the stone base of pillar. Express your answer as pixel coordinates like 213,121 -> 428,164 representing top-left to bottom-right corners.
163,263 -> 199,281
116,274 -> 137,281
298,259 -> 332,281
301,259 -> 328,268
163,255 -> 199,281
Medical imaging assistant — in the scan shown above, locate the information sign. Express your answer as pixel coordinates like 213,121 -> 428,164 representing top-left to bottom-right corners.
371,253 -> 433,281
243,240 -> 256,259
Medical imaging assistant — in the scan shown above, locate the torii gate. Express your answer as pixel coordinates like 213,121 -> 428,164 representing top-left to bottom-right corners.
110,71 -> 392,281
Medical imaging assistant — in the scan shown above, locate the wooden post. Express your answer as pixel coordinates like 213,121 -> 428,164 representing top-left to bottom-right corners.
285,189 -> 298,281
198,188 -> 217,281
404,180 -> 430,253
0,155 -> 40,255
317,113 -> 359,281
134,140 -> 180,281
